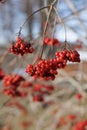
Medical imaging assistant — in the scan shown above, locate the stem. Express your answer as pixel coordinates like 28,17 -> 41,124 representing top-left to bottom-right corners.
53,6 -> 67,46
40,4 -> 53,58
52,0 -> 58,5
46,17 -> 57,59
50,16 -> 57,52
40,0 -> 58,58
18,6 -> 50,36
50,0 -> 59,52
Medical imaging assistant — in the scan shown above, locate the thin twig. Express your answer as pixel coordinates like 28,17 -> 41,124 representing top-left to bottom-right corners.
18,6 -> 50,36
40,0 -> 58,58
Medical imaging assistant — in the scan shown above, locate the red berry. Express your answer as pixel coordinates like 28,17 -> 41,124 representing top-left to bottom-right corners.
33,95 -> 44,102
76,93 -> 82,100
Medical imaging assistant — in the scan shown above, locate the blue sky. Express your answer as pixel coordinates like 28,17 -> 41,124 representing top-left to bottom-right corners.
0,0 -> 87,45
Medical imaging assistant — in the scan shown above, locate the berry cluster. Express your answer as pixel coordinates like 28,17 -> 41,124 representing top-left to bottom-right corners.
22,82 -> 54,102
2,72 -> 54,101
56,114 -> 77,129
9,36 -> 34,56
0,68 -> 5,80
32,84 -> 54,102
3,74 -> 26,97
26,49 -> 80,80
44,37 -> 61,46
21,81 -> 54,102
3,74 -> 25,87
73,120 -> 87,130
25,59 -> 58,80
55,50 -> 80,63
32,83 -> 54,93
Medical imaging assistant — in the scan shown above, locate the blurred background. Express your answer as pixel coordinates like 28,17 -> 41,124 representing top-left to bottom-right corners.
0,0 -> 87,45
1,1 -> 87,130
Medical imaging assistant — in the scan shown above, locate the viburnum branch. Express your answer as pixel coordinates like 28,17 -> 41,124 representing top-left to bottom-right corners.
50,0 -> 60,51
40,0 -> 59,58
50,16 -> 57,51
53,6 -> 67,43
18,6 -> 50,36
32,0 -> 59,63
54,6 -> 73,50
40,5 -> 53,58
52,0 -> 58,5
43,0 -> 59,38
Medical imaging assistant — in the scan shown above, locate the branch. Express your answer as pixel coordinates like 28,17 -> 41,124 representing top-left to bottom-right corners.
18,6 -> 50,35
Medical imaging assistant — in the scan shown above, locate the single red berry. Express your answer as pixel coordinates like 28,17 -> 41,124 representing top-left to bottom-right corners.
76,93 -> 82,100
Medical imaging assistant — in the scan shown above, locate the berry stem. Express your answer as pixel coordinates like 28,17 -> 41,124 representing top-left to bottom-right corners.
40,0 -> 59,58
51,16 -> 57,51
53,6 -> 67,46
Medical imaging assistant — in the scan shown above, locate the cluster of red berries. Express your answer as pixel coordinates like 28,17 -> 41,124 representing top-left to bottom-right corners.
9,36 -> 34,56
32,84 -> 54,102
55,49 -> 80,63
73,120 -> 87,130
22,82 -> 54,102
3,74 -> 25,86
3,74 -> 26,97
21,82 -> 54,102
26,49 -> 80,80
60,114 -> 77,125
56,114 -> 77,128
0,68 -> 5,80
2,73 -> 54,102
25,59 -> 58,80
44,37 -> 61,46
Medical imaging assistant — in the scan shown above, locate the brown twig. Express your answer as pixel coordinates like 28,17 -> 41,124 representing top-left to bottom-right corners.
18,6 -> 50,36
